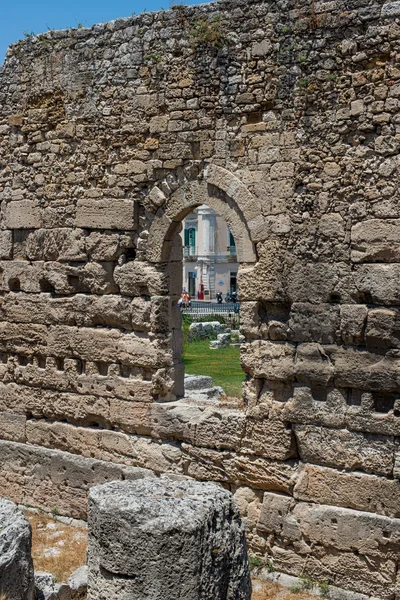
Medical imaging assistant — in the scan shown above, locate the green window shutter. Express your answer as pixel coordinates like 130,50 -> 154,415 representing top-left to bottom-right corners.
229,231 -> 235,247
184,229 -> 189,246
189,228 -> 196,247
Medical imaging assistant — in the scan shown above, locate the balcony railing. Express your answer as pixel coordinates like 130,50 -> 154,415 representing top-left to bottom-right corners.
184,246 -> 237,258
184,246 -> 197,257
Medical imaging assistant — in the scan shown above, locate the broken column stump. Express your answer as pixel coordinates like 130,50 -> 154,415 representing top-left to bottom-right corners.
87,478 -> 251,600
0,498 -> 34,600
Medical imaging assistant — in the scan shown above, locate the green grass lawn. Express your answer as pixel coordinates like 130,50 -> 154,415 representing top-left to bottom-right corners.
183,338 -> 244,398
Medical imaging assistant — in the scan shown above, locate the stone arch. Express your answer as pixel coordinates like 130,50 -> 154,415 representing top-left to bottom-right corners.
146,166 -> 258,265
144,165 -> 258,401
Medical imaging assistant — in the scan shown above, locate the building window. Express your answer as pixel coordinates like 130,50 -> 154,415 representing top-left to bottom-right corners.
184,227 -> 196,257
230,271 -> 237,294
188,271 -> 196,296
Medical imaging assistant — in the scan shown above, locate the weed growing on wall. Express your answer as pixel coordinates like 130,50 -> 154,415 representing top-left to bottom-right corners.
190,15 -> 224,49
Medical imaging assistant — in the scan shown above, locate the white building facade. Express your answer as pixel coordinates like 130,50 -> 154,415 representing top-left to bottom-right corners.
181,205 -> 239,300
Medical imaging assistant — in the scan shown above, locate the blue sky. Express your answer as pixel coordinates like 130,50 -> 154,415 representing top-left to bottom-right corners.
0,0 -> 213,64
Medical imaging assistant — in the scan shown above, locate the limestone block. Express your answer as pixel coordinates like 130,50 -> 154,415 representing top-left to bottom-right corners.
354,264 -> 400,305
109,399 -> 152,435
77,262 -> 118,295
184,375 -> 214,390
239,252 -> 285,301
350,99 -> 365,116
270,162 -> 295,179
241,415 -> 296,461
392,439 -> 400,480
269,536 -> 395,600
287,262 -> 354,304
25,228 -> 86,262
149,115 -> 168,133
68,565 -> 88,599
318,213 -> 345,240
0,440 -> 152,519
332,346 -> 400,392
249,215 -> 291,242
257,492 -> 295,535
0,498 -> 34,600
47,326 -> 159,367
86,231 -> 136,261
0,260 -> 44,293
287,303 -> 340,344
294,463 -> 400,517
323,162 -> 341,177
293,424 -> 394,476
0,321 -> 48,354
351,219 -> 400,262
78,295 -> 133,330
241,340 -> 296,380
0,293 -> 133,330
258,493 -> 400,597
365,308 -> 400,349
75,199 -> 137,230
20,388 -> 111,428
382,1 -> 400,17
112,160 -> 146,176
26,420 -> 102,459
292,501 -> 400,555
251,39 -> 272,57
232,487 -> 263,534
0,230 -> 12,259
151,401 -> 245,451
87,479 -> 251,600
0,412 -> 26,442
282,386 -> 348,429
294,343 -> 334,386
114,262 -> 167,296
25,419 -> 182,474
239,301 -> 259,339
130,297 -> 152,332
205,164 -> 261,223
3,200 -> 41,229
340,305 -> 368,345
183,443 -> 297,492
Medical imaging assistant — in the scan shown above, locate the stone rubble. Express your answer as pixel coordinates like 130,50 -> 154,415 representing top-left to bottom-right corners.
184,373 -> 226,401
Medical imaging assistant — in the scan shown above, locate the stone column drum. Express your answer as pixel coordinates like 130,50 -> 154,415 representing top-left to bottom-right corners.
0,498 -> 34,600
87,478 -> 251,600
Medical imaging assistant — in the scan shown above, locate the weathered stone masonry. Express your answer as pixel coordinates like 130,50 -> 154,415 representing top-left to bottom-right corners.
1,0 -> 400,596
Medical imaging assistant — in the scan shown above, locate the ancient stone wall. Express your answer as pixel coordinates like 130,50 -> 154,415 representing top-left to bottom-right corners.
1,0 -> 400,596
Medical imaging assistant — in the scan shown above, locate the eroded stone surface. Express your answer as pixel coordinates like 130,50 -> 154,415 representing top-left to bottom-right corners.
88,478 -> 251,600
0,498 -> 34,600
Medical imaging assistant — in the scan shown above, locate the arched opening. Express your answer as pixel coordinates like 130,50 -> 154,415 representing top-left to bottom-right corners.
146,176 -> 257,404
180,204 -> 243,401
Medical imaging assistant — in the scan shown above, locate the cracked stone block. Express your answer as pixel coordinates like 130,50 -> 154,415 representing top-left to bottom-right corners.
0,498 -> 34,600
87,478 -> 251,600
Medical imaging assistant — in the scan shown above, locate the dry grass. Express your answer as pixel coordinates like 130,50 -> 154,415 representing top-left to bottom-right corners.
26,513 -> 87,583
252,579 -> 321,600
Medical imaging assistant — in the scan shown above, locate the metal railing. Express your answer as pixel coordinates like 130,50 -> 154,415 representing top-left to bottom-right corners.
181,301 -> 240,315
183,246 -> 197,257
